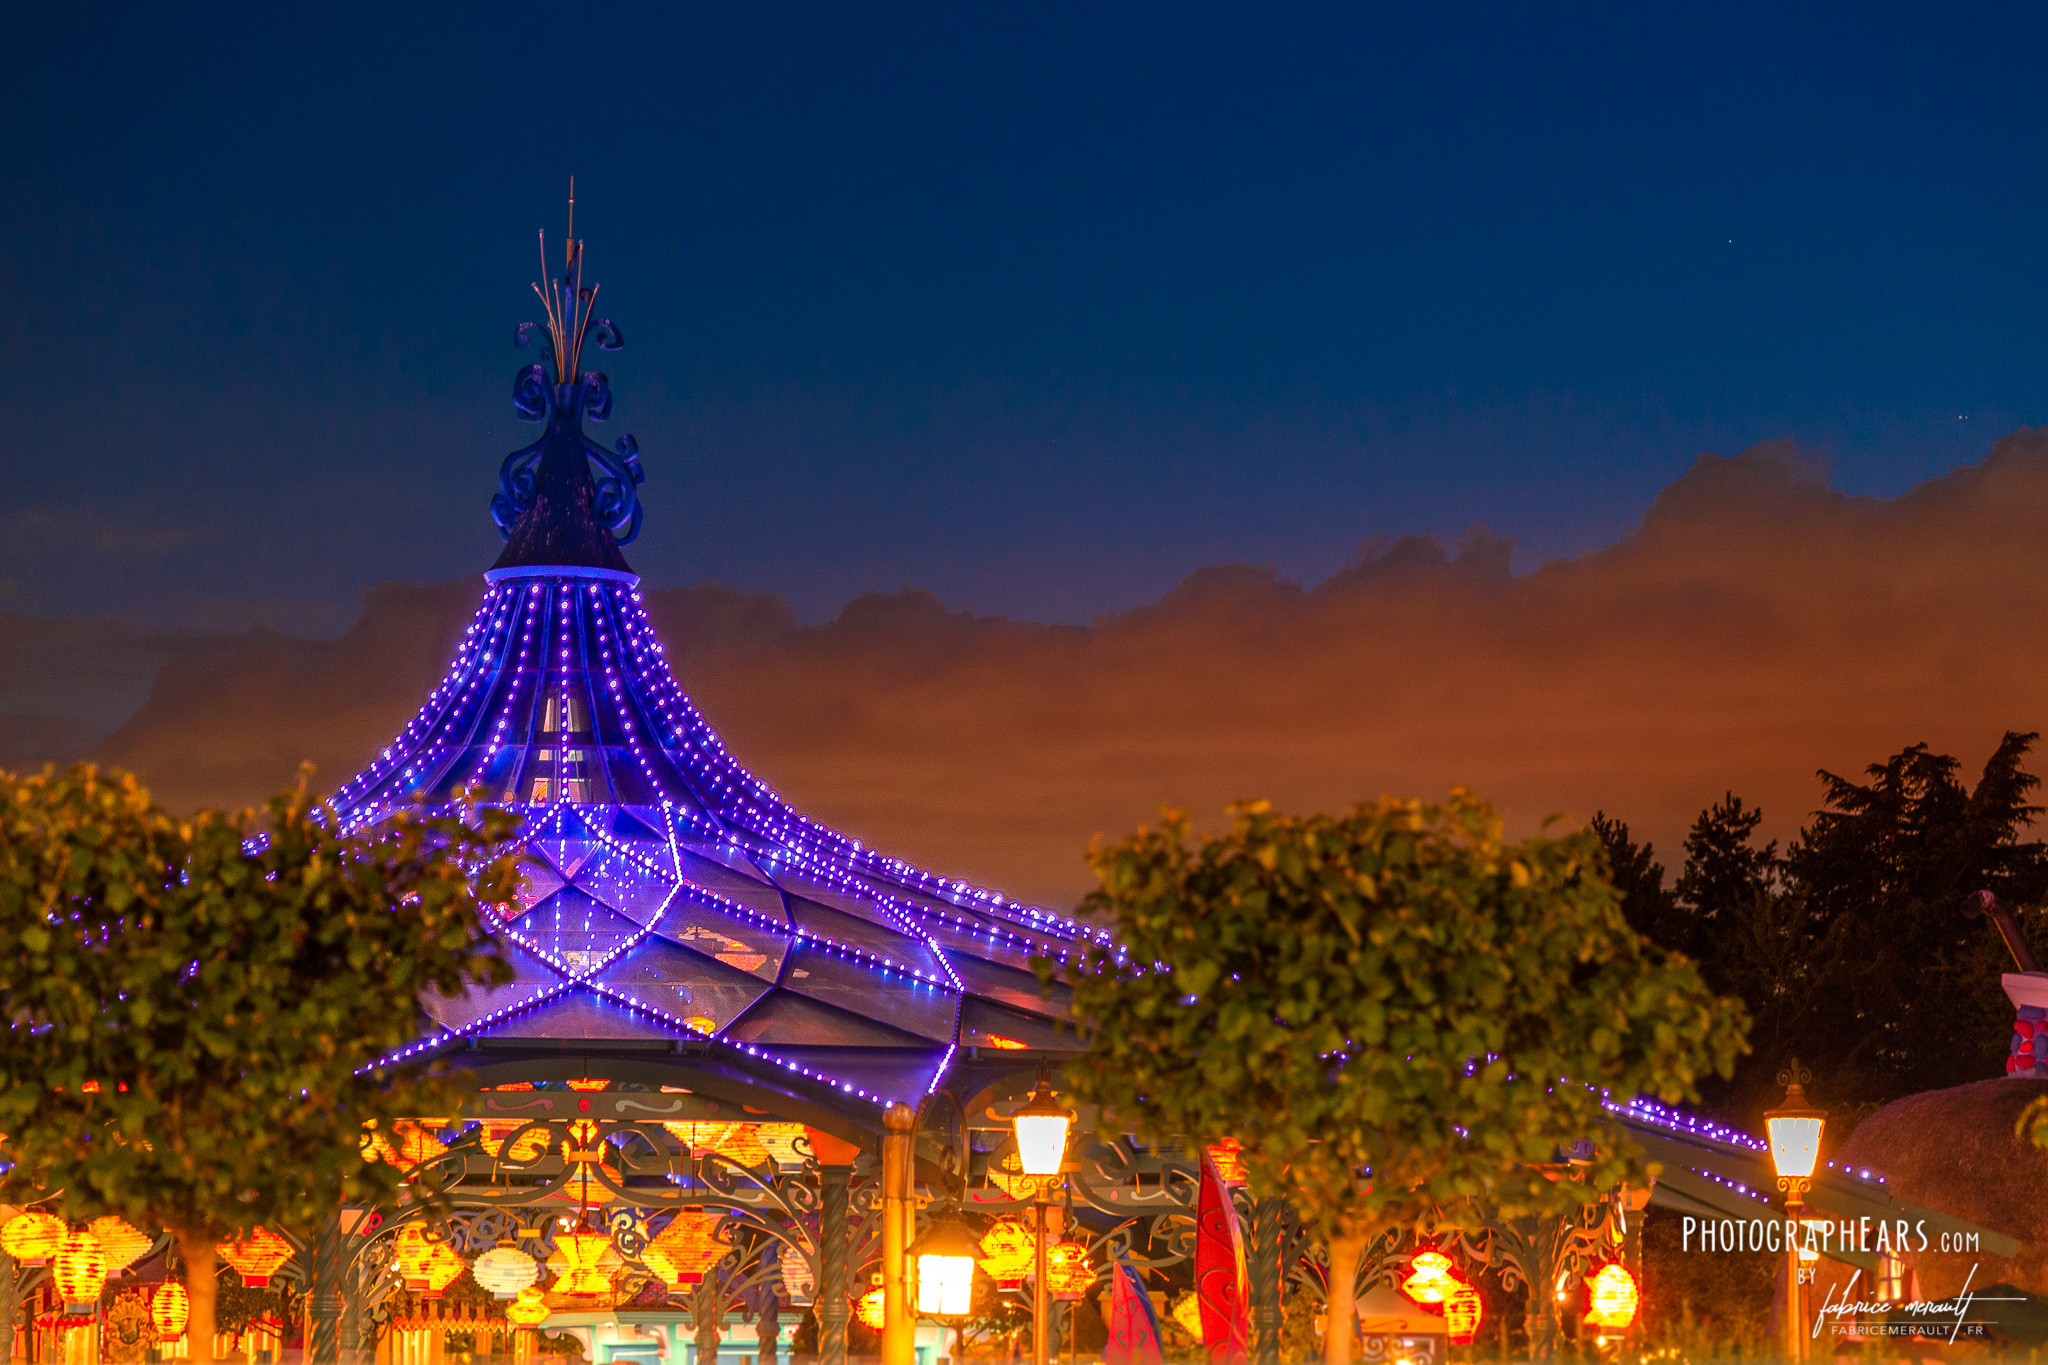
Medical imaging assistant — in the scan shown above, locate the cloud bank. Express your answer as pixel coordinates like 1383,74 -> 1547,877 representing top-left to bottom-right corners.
24,431 -> 2046,908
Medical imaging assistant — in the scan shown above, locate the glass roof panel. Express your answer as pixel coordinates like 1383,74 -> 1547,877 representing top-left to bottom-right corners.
421,942 -> 565,1032
594,938 -> 771,1036
571,844 -> 681,926
479,990 -> 683,1041
724,989 -> 945,1049
510,888 -> 645,974
943,950 -> 1072,1020
785,897 -> 937,975
653,896 -> 792,983
780,944 -> 957,1043
675,850 -> 790,922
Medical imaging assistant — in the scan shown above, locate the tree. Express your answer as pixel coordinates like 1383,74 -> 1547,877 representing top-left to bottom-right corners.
1053,791 -> 1748,1365
0,765 -> 518,1362
1588,813 -> 1678,950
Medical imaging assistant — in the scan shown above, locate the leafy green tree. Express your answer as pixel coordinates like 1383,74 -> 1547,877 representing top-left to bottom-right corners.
1054,791 -> 1747,1365
0,765 -> 518,1362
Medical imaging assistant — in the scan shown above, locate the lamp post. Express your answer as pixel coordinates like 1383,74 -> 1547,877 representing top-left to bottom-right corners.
1765,1063 -> 1827,1365
1011,1067 -> 1075,1365
913,1212 -> 983,1365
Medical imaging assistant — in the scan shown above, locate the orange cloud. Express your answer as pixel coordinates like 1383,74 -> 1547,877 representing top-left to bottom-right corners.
83,431 -> 2048,908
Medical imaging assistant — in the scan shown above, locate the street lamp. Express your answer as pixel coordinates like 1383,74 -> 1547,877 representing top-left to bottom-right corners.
1011,1068 -> 1075,1365
1766,1062 -> 1827,1365
912,1213 -> 983,1319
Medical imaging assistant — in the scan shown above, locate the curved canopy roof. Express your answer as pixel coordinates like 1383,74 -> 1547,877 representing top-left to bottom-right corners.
334,234 -> 1094,1118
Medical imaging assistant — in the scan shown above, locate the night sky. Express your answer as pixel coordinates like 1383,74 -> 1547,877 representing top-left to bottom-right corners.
7,4 -> 2045,632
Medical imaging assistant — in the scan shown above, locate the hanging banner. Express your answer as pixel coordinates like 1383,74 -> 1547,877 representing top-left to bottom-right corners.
1196,1147 -> 1252,1365
1103,1248 -> 1164,1365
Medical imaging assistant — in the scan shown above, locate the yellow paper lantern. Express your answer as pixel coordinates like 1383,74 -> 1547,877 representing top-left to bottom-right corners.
1044,1241 -> 1093,1300
1584,1263 -> 1639,1330
1206,1139 -> 1248,1184
89,1216 -> 153,1275
54,1229 -> 107,1305
756,1123 -> 810,1167
548,1227 -> 615,1296
418,1243 -> 466,1297
1401,1250 -> 1457,1305
1445,1282 -> 1484,1343
647,1209 -> 729,1285
1,1211 -> 65,1264
1170,1292 -> 1204,1342
219,1227 -> 293,1287
506,1285 -> 551,1327
473,1245 -> 540,1298
151,1282 -> 190,1339
977,1218 -> 1035,1290
478,1121 -> 553,1162
854,1287 -> 886,1331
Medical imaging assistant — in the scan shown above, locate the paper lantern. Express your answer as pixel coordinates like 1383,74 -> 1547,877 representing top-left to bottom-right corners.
1170,1292 -> 1204,1342
1401,1250 -> 1458,1305
89,1216 -> 153,1274
392,1224 -> 464,1295
473,1246 -> 540,1299
54,1229 -> 107,1305
1,1211 -> 65,1264
151,1282 -> 190,1339
977,1218 -> 1035,1290
780,1242 -> 816,1301
1206,1139 -> 1248,1184
854,1287 -> 886,1331
646,1209 -> 728,1285
755,1123 -> 810,1167
1445,1282 -> 1484,1344
1584,1263 -> 1639,1330
478,1121 -> 552,1162
1044,1241 -> 1093,1300
506,1285 -> 550,1327
548,1227 -> 615,1296
219,1227 -> 293,1287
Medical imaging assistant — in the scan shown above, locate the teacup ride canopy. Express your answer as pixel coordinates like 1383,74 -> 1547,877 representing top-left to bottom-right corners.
338,232 -> 1095,1146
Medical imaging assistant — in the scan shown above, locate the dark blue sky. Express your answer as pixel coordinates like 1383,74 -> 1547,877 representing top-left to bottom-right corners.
5,3 -> 2044,630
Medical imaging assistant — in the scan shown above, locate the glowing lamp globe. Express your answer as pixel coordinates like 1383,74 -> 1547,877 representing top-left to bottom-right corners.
1401,1250 -> 1457,1305
54,1229 -> 108,1306
855,1287 -> 887,1331
151,1282 -> 190,1339
1583,1263 -> 1639,1330
89,1216 -> 154,1275
473,1246 -> 540,1299
1044,1241 -> 1094,1300
911,1215 -> 981,1318
1009,1072 -> 1074,1178
1766,1078 -> 1827,1185
1445,1283 -> 1484,1344
506,1286 -> 551,1327
219,1227 -> 293,1287
1,1211 -> 65,1265
977,1218 -> 1036,1291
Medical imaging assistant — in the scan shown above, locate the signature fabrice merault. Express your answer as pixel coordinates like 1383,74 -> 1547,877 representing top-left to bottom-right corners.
1815,1265 -> 2024,1343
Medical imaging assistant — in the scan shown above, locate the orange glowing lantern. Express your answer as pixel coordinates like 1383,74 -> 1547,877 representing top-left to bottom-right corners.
478,1120 -> 552,1162
151,1282 -> 190,1339
548,1227 -> 616,1296
1584,1263 -> 1639,1330
1401,1250 -> 1458,1305
1,1211 -> 65,1265
977,1218 -> 1036,1290
54,1229 -> 107,1305
646,1209 -> 729,1286
1044,1241 -> 1094,1300
506,1285 -> 551,1327
219,1227 -> 293,1287
1445,1282 -> 1484,1343
88,1216 -> 153,1275
1206,1139 -> 1247,1184
755,1123 -> 810,1167
855,1287 -> 887,1330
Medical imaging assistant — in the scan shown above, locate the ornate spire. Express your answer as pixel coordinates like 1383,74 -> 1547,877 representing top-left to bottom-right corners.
490,187 -> 646,570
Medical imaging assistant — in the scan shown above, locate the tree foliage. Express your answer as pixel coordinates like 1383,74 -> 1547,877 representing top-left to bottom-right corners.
0,764 -> 518,1359
1053,791 -> 1748,1365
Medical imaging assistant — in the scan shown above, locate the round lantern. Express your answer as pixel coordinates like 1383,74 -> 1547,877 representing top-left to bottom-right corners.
1044,1241 -> 1094,1300
151,1281 -> 190,1339
473,1245 -> 540,1299
54,1229 -> 107,1306
1584,1263 -> 1639,1330
1,1211 -> 65,1265
1170,1292 -> 1205,1342
219,1227 -> 293,1287
854,1287 -> 886,1331
1401,1250 -> 1457,1305
977,1218 -> 1035,1291
647,1209 -> 729,1286
89,1216 -> 154,1275
548,1227 -> 615,1296
418,1242 -> 465,1297
507,1285 -> 551,1327
1445,1282 -> 1484,1344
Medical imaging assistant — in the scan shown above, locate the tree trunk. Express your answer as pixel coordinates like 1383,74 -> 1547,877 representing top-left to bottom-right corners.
174,1229 -> 218,1365
1321,1231 -> 1368,1365
0,1252 -> 17,1365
